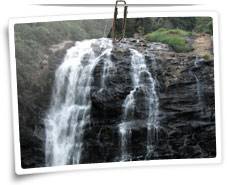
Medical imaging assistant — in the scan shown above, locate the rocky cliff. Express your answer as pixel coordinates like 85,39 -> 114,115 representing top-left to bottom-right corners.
17,37 -> 215,168
81,38 -> 215,162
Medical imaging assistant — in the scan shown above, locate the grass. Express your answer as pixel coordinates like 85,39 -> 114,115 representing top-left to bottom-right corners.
203,53 -> 213,61
145,28 -> 193,53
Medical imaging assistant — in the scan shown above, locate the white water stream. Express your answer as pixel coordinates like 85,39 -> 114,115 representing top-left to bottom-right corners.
119,49 -> 159,161
45,38 -> 112,166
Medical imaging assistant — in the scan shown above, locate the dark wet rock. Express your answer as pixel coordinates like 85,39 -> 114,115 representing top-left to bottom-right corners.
90,45 -> 133,127
83,38 -> 215,162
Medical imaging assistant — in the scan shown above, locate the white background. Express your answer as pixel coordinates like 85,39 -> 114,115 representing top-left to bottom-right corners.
0,0 -> 226,184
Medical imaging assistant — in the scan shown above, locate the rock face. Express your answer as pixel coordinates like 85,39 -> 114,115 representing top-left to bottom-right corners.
17,38 -> 215,168
149,48 -> 215,159
81,39 -> 215,163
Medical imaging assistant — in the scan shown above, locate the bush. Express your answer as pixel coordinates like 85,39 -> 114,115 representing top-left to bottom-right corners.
145,28 -> 193,53
194,17 -> 213,34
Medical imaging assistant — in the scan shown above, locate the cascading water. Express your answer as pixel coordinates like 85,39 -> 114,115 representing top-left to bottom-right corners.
119,49 -> 159,161
45,38 -> 112,166
100,49 -> 113,89
145,54 -> 160,158
45,37 -> 159,165
191,56 -> 205,116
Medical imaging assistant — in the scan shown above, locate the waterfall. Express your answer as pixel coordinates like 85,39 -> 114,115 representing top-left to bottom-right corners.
119,49 -> 159,161
191,56 -> 205,116
45,38 -> 112,166
44,38 -> 159,165
146,54 -> 160,158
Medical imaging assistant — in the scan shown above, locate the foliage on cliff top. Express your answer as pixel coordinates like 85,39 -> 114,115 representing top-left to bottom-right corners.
145,28 -> 193,53
15,20 -> 112,87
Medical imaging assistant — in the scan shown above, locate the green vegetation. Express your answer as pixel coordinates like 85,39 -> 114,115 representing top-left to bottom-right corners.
194,17 -> 213,34
124,17 -> 213,53
202,53 -> 213,61
145,28 -> 193,52
123,17 -> 212,37
15,19 -> 112,89
15,19 -> 112,61
15,17 -> 213,64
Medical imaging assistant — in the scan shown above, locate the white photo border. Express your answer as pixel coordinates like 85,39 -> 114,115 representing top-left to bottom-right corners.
9,11 -> 221,175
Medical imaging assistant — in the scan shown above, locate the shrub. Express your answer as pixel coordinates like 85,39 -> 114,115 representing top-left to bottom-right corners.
194,17 -> 213,34
145,28 -> 193,53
